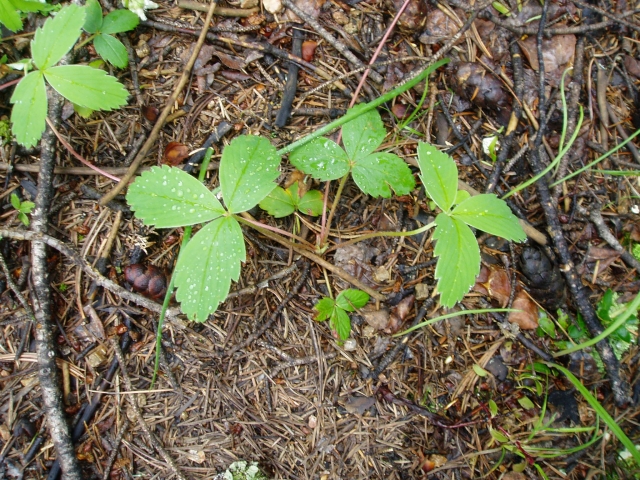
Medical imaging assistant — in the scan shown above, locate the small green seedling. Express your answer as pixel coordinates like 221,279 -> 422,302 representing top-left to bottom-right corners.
290,107 -> 415,198
127,135 -> 280,322
82,0 -> 140,68
415,142 -> 526,307
259,181 -> 324,218
10,193 -> 34,226
0,0 -> 55,33
314,289 -> 369,341
10,4 -> 129,147
555,290 -> 638,370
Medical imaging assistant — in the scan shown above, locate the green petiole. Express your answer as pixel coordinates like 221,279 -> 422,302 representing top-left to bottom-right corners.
150,148 -> 213,388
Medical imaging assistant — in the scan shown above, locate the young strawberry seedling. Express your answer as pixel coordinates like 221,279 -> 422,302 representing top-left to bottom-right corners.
314,289 -> 369,341
82,0 -> 140,69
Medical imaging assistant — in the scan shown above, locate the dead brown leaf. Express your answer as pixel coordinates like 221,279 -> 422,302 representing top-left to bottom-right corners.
507,291 -> 538,330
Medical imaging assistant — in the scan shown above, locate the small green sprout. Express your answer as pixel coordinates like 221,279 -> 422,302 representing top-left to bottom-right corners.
10,193 -> 34,226
314,289 -> 369,341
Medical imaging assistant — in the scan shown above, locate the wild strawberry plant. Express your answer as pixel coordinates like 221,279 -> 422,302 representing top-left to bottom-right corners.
126,136 -> 280,322
10,4 -> 129,147
289,106 -> 415,198
415,142 -> 526,306
82,0 -> 140,69
314,289 -> 369,341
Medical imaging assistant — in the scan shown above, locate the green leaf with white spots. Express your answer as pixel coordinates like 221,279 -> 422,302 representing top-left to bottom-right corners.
451,194 -> 526,242
289,137 -> 350,181
433,213 -> 480,307
342,106 -> 385,161
32,4 -> 85,70
10,70 -> 47,148
44,65 -> 129,111
351,152 -> 415,198
417,142 -> 458,213
126,165 -> 225,228
220,135 -> 280,214
174,216 -> 245,322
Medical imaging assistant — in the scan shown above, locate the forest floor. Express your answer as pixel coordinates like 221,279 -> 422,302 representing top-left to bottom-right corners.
1,0 -> 640,478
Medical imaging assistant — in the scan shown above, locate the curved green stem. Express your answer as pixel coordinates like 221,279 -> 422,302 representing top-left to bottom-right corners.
502,105 -> 584,200
276,58 -> 450,157
75,33 -> 98,50
151,149 -> 213,388
552,290 -> 640,357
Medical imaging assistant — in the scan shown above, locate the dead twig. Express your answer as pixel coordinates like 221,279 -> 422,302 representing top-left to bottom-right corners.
99,0 -> 219,206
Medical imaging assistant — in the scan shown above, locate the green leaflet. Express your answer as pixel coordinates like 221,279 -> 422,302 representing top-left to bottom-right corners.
220,135 -> 280,214
0,0 -> 23,31
126,165 -> 225,227
314,297 -> 335,322
433,213 -> 480,307
100,8 -> 139,34
417,142 -> 458,212
451,194 -> 526,242
297,188 -> 324,216
32,4 -> 85,70
174,216 -> 245,322
351,152 -> 415,197
44,65 -> 129,110
342,106 -> 386,160
83,0 -> 103,33
94,33 -> 128,68
289,137 -> 349,181
333,309 -> 351,341
336,289 -> 369,311
258,182 -> 324,218
10,71 -> 47,148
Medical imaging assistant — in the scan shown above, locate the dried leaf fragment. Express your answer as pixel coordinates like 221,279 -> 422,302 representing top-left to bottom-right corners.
163,142 -> 189,166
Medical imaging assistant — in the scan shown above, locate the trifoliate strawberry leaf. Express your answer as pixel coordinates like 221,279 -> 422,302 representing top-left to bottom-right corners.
44,65 -> 129,110
0,0 -> 22,32
351,152 -> 415,198
451,194 -> 527,242
314,297 -> 336,322
175,216 -> 245,322
342,106 -> 385,161
336,289 -> 369,312
83,0 -> 103,34
259,186 -> 295,218
433,213 -> 480,307
94,33 -> 128,68
32,4 -> 85,70
10,71 -> 47,148
417,142 -> 458,213
289,137 -> 350,181
100,8 -> 139,34
126,165 -> 225,228
298,189 -> 324,216
332,308 -> 351,341
220,135 -> 280,214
